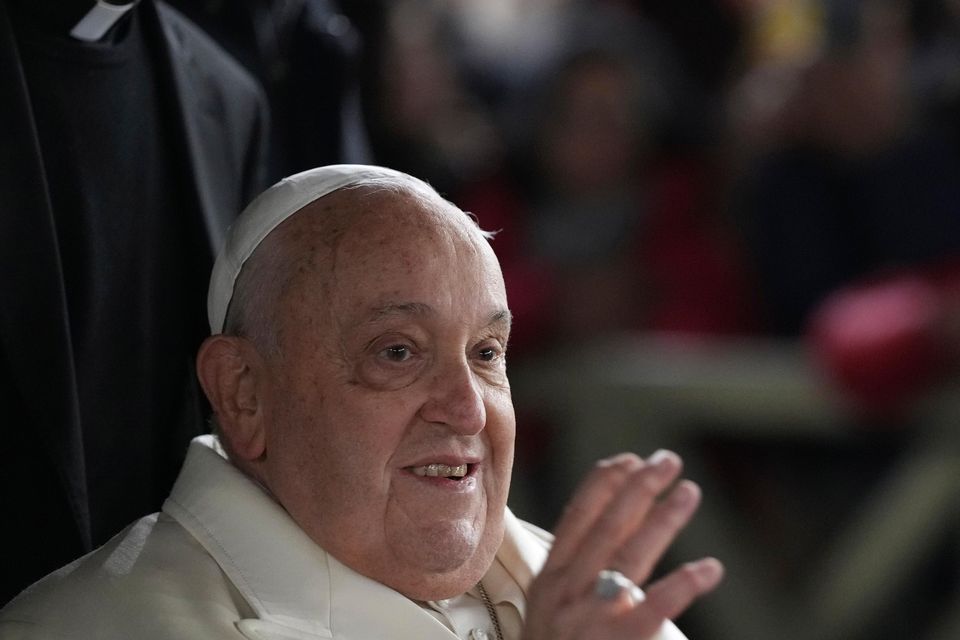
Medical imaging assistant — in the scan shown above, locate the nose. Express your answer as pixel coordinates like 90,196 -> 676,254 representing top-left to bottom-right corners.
419,357 -> 486,435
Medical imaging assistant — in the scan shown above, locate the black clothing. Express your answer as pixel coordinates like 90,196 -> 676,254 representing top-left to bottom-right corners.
0,0 -> 267,604
15,4 -> 198,546
167,0 -> 370,182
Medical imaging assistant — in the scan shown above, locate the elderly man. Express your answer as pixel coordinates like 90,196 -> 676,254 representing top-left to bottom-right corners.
0,165 -> 722,639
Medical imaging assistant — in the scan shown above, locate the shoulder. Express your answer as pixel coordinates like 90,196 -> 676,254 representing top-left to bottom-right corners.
497,509 -> 554,590
0,513 -> 250,639
516,517 -> 554,550
153,1 -> 262,102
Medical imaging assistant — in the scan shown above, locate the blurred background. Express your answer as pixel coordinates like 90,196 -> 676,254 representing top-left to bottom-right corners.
168,0 -> 960,637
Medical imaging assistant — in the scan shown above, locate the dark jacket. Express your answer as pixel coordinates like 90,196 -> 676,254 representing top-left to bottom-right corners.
0,0 -> 267,604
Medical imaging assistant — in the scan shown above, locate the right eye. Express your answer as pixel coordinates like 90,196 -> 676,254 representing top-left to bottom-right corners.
359,338 -> 425,391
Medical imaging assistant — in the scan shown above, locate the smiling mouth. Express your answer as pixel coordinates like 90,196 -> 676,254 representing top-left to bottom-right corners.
409,463 -> 470,479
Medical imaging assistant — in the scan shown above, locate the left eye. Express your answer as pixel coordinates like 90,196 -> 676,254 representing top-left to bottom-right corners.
382,345 -> 412,362
478,347 -> 499,362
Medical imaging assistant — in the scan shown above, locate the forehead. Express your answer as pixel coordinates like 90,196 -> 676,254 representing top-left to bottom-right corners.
280,185 -> 481,250
281,187 -> 505,317
341,195 -> 482,265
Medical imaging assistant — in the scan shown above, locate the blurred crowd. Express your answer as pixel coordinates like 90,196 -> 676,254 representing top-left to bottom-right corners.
165,0 -> 960,415
336,0 -> 960,417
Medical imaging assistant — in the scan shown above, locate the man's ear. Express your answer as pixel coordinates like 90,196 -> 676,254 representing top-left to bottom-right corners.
196,335 -> 267,462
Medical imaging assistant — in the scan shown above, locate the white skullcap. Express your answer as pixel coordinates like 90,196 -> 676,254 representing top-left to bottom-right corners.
207,164 -> 433,334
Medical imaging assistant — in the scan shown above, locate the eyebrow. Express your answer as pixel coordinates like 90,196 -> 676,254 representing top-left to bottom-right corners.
364,303 -> 512,331
489,308 -> 513,332
366,302 -> 433,322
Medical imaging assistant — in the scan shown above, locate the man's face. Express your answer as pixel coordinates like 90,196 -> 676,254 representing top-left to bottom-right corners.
256,189 -> 515,600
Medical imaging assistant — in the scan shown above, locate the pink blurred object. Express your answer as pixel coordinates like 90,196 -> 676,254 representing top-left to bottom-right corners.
808,270 -> 956,418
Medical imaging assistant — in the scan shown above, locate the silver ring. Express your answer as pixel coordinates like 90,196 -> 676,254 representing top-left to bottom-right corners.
595,570 -> 645,605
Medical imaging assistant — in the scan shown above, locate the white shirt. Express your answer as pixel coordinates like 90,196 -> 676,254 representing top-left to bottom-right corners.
424,557 -> 524,640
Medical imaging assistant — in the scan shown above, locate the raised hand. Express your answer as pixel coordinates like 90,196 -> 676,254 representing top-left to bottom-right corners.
523,451 -> 723,640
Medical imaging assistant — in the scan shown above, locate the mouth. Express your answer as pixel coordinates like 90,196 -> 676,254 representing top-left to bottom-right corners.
408,462 -> 474,480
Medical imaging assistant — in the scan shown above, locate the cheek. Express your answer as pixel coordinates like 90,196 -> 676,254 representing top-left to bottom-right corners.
270,394 -> 401,529
485,392 -> 516,479
311,390 -> 419,483
489,385 -> 516,436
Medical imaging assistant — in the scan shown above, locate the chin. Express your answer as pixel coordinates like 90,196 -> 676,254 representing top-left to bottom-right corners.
409,519 -> 485,572
385,519 -> 504,600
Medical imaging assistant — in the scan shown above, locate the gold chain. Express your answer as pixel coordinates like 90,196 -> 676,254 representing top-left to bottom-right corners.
476,581 -> 505,640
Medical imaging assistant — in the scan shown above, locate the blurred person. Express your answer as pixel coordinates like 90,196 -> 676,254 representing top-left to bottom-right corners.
525,47 -> 663,338
726,0 -> 960,337
0,164 -> 723,639
370,0 -> 504,197
0,0 -> 267,604
463,40 -> 758,356
725,0 -> 960,412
